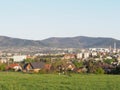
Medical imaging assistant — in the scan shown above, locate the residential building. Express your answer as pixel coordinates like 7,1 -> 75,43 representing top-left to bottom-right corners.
12,55 -> 27,62
77,53 -> 83,59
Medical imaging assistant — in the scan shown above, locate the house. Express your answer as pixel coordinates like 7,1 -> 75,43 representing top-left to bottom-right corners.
23,62 -> 45,73
44,64 -> 52,71
26,55 -> 34,59
63,54 -> 76,60
0,57 -> 8,63
56,62 -> 76,75
12,55 -> 27,62
83,52 -> 90,59
91,52 -> 97,57
6,64 -> 22,71
59,62 -> 76,71
77,53 -> 83,59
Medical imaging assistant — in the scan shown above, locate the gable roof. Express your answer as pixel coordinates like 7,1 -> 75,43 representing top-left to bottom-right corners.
6,64 -> 21,70
8,64 -> 19,68
30,62 -> 45,69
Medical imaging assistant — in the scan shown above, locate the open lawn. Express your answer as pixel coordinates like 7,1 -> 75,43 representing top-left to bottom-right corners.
0,72 -> 120,90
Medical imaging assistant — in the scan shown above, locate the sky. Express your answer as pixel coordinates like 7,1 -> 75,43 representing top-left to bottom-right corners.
0,0 -> 120,40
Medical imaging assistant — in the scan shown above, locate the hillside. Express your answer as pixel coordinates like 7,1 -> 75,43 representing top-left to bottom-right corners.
0,36 -> 120,48
0,36 -> 45,47
41,36 -> 120,48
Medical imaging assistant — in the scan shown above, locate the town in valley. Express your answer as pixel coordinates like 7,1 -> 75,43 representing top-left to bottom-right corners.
0,44 -> 120,75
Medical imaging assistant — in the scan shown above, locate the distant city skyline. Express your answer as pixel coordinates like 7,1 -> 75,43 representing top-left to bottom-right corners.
0,0 -> 120,40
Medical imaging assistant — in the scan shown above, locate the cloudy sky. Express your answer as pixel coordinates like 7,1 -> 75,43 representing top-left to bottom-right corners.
0,0 -> 120,40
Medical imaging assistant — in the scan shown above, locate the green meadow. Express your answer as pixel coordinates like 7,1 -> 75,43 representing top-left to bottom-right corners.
0,72 -> 120,90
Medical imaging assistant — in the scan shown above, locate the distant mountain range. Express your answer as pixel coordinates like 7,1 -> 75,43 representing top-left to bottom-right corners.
0,36 -> 120,48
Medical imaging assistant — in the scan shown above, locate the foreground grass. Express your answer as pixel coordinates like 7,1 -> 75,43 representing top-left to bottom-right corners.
0,72 -> 120,90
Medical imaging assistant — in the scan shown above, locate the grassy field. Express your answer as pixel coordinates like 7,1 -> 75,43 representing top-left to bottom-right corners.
0,72 -> 120,90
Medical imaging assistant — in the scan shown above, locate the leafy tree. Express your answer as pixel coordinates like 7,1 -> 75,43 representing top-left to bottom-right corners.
104,59 -> 115,64
111,65 -> 120,74
73,61 -> 83,68
24,58 -> 34,63
88,61 -> 96,73
86,60 -> 105,74
9,58 -> 14,63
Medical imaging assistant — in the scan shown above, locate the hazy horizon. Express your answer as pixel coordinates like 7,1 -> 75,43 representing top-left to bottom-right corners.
0,0 -> 120,40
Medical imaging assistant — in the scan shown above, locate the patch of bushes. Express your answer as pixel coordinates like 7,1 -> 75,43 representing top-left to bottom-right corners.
0,64 -> 6,71
95,67 -> 105,74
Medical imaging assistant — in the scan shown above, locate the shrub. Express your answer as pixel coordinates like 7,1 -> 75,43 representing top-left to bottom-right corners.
95,67 -> 105,74
0,64 -> 6,71
39,69 -> 48,74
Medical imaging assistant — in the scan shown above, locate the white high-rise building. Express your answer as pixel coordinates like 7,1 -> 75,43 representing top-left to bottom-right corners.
84,52 -> 90,59
77,53 -> 83,59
